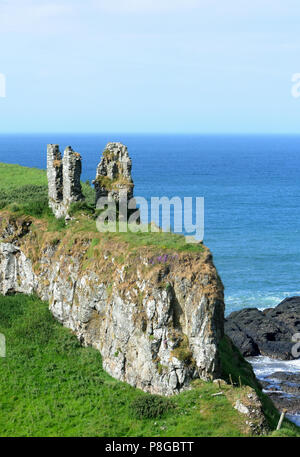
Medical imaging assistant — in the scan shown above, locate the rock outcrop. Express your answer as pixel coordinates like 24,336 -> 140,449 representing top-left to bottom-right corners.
0,214 -> 225,395
225,297 -> 300,360
93,143 -> 134,207
260,372 -> 300,415
47,144 -> 84,218
231,388 -> 269,435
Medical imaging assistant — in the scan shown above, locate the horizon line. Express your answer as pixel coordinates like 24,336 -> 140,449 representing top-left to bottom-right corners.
1,132 -> 300,136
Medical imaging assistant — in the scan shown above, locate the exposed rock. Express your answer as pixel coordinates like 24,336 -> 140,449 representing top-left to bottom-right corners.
0,215 -> 225,395
232,388 -> 269,435
0,243 -> 36,295
0,215 -> 31,244
267,392 -> 300,416
224,319 -> 259,357
94,143 -> 135,207
259,371 -> 300,415
225,297 -> 300,360
213,378 -> 228,387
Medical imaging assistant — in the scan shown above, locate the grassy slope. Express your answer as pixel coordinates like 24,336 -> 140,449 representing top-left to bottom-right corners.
0,163 -> 47,189
0,163 -> 299,437
0,162 -> 204,253
0,295 -> 298,437
0,295 -> 246,437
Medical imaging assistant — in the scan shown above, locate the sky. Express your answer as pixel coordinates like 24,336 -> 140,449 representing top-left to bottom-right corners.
0,0 -> 300,133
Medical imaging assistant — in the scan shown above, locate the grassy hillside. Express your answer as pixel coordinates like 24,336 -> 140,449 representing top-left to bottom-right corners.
0,163 -> 47,189
0,294 -> 298,437
0,163 -> 299,437
0,162 -> 204,253
0,163 -> 94,217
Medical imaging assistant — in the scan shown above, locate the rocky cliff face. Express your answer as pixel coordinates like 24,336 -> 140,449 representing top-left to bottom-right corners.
0,213 -> 224,395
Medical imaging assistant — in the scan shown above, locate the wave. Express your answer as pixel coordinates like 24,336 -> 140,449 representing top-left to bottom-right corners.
225,291 -> 300,315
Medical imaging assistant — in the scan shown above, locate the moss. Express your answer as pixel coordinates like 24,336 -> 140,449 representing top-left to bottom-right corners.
96,174 -> 133,192
157,362 -> 168,375
171,335 -> 194,366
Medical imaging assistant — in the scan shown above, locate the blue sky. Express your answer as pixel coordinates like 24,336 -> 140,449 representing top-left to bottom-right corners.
0,0 -> 300,133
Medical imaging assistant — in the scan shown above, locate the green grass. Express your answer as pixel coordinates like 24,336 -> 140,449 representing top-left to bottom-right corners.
1,164 -> 299,436
112,226 -> 204,252
219,335 -> 300,437
0,162 -> 95,221
0,162 -> 204,253
0,294 -> 283,438
0,163 -> 47,190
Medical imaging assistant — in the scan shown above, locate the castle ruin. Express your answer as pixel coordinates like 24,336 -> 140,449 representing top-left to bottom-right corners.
47,144 -> 84,218
93,142 -> 134,206
47,142 -> 136,219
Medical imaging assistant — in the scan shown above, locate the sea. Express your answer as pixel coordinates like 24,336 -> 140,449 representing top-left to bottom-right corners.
1,133 -> 300,316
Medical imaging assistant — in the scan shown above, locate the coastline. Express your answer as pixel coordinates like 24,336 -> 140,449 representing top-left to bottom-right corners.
248,355 -> 300,427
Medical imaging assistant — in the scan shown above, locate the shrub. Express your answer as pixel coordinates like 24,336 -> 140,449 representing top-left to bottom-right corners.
131,394 -> 174,419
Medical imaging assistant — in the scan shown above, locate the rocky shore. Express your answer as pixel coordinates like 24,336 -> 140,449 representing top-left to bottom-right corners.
225,297 -> 300,360
225,297 -> 300,424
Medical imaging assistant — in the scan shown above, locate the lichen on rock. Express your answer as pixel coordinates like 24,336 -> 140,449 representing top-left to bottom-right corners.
93,142 -> 135,206
47,144 -> 84,218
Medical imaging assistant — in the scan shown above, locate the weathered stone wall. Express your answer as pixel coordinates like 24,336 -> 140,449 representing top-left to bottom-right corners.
62,146 -> 84,208
47,144 -> 64,218
47,144 -> 84,218
0,215 -> 225,395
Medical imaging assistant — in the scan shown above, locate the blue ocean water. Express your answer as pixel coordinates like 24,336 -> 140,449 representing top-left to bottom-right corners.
1,133 -> 300,315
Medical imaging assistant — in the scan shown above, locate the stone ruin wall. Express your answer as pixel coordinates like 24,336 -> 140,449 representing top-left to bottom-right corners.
47,142 -> 136,218
47,144 -> 84,218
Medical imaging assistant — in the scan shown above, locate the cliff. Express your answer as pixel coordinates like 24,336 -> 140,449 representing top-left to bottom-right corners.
0,212 -> 224,395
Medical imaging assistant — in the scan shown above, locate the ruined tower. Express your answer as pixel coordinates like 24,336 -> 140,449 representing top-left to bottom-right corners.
62,146 -> 84,208
47,144 -> 64,218
93,142 -> 134,207
47,144 -> 84,218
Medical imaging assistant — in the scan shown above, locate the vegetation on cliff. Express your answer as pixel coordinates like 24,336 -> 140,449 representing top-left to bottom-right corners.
0,163 -> 204,253
0,163 -> 299,436
0,294 -> 298,437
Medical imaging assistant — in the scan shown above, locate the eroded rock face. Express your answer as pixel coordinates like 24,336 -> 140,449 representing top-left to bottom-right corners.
0,215 -> 225,395
94,143 -> 134,206
0,243 -> 36,295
